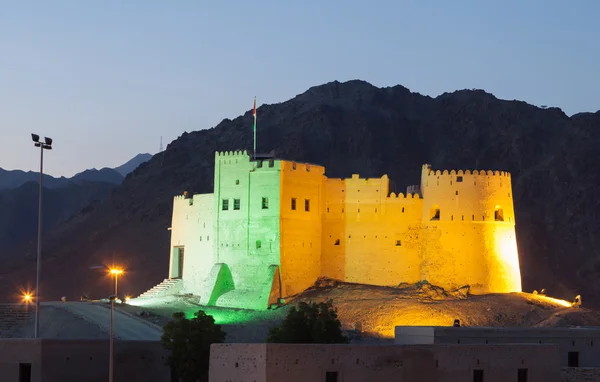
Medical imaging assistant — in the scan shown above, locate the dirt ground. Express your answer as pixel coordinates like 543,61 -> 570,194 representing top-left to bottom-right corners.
123,281 -> 599,342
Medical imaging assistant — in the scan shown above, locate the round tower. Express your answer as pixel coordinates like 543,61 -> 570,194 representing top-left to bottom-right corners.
419,164 -> 522,294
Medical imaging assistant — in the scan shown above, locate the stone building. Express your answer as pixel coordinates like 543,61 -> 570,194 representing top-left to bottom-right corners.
136,150 -> 521,310
208,343 -> 559,382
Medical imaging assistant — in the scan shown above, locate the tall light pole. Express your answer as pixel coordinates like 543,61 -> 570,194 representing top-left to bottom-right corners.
108,294 -> 117,382
109,268 -> 123,297
31,133 -> 52,339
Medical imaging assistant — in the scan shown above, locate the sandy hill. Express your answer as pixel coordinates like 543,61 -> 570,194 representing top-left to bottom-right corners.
122,281 -> 600,343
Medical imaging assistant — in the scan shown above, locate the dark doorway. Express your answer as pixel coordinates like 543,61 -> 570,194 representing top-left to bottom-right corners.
172,247 -> 184,279
178,247 -> 184,278
19,363 -> 31,382
568,351 -> 579,367
517,368 -> 528,382
325,371 -> 339,382
473,369 -> 484,382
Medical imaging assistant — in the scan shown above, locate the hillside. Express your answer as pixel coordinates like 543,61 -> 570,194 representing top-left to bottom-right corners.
121,282 -> 600,343
2,80 -> 600,306
0,153 -> 152,256
114,153 -> 153,177
0,181 -> 117,257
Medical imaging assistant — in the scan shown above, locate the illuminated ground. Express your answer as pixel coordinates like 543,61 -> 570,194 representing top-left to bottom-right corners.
124,281 -> 600,343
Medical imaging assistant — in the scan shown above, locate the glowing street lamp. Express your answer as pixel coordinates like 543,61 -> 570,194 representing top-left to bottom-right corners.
22,293 -> 32,303
109,268 -> 123,297
31,133 -> 52,339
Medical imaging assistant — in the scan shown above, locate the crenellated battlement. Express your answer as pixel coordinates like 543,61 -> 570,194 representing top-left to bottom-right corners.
387,192 -> 420,200
215,150 -> 249,158
423,164 -> 511,178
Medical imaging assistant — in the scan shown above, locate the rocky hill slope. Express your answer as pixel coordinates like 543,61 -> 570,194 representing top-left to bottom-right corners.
0,153 -> 152,256
0,181 -> 117,257
119,282 -> 599,343
2,80 -> 599,305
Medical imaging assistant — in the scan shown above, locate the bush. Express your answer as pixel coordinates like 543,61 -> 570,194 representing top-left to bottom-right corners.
161,310 -> 226,382
266,300 -> 348,344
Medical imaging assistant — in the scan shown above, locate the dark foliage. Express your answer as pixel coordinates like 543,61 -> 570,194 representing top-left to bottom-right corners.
267,300 -> 348,344
161,310 -> 226,382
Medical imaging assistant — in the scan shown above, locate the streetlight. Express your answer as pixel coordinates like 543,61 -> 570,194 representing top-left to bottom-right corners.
109,268 -> 123,297
31,133 -> 52,339
108,294 -> 117,382
22,293 -> 32,303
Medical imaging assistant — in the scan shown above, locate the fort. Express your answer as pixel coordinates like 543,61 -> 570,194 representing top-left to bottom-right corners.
142,150 -> 522,310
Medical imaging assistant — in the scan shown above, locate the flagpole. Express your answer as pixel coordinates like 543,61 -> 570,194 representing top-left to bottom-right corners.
253,97 -> 257,160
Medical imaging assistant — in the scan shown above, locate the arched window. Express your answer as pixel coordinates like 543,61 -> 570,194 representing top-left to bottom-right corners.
494,206 -> 504,221
430,205 -> 440,221
256,240 -> 262,249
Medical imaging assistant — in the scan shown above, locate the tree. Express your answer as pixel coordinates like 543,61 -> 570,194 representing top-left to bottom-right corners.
161,310 -> 226,382
266,300 -> 348,344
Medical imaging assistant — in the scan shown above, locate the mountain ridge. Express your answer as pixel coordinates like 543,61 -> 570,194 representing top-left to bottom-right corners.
2,80 -> 599,307
0,153 -> 153,256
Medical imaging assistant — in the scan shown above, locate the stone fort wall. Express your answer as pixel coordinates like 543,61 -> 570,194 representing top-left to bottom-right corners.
167,151 -> 522,309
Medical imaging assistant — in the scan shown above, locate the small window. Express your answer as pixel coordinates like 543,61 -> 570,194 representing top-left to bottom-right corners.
473,369 -> 483,382
325,371 -> 338,382
199,236 -> 202,242
207,236 -> 209,241
430,207 -> 440,221
292,162 -> 296,170
402,207 -> 405,213
256,240 -> 262,249
306,165 -> 310,172
395,240 -> 401,246
494,206 -> 504,221
455,191 -> 459,196
327,207 -> 330,213
517,368 -> 528,382
305,199 -> 310,212
262,197 -> 269,209
233,199 -> 241,210
268,159 -> 274,167
19,363 -> 31,382
257,160 -> 263,168
457,176 -> 463,182
568,351 -> 579,367
235,179 -> 240,185
334,239 -> 340,246
291,198 -> 297,210
222,199 -> 229,210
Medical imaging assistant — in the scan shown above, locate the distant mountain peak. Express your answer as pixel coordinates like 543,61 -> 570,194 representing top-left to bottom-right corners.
114,153 -> 153,177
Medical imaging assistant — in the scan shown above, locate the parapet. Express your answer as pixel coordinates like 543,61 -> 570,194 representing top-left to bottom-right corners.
387,192 -> 420,200
215,150 -> 250,159
423,164 -> 511,178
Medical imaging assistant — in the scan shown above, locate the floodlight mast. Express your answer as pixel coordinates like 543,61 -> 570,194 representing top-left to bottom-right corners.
31,133 -> 53,339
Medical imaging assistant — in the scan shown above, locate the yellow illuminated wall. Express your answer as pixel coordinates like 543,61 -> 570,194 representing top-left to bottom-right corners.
167,153 -> 523,310
323,175 -> 423,285
419,165 -> 522,293
279,161 -> 325,297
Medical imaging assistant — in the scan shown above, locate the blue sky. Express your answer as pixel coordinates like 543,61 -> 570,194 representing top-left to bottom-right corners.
1,1 -> 598,177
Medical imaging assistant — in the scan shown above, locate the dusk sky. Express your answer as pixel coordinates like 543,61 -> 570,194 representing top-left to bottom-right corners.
1,1 -> 598,177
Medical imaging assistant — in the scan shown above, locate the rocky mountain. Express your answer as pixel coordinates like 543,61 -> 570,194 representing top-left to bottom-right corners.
1,80 -> 599,307
0,181 -> 117,256
0,153 -> 152,257
114,153 -> 152,177
0,153 -> 152,191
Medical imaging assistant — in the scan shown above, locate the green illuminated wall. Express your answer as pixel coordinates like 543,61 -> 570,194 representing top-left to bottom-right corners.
208,151 -> 282,309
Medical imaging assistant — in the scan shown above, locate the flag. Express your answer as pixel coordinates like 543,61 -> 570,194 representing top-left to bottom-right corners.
252,97 -> 257,131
